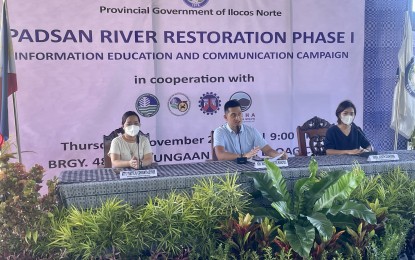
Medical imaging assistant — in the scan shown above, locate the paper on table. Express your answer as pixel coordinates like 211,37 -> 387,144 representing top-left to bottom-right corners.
250,153 -> 284,163
269,153 -> 284,161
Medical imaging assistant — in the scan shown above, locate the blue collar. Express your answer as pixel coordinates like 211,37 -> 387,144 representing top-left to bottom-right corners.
226,123 -> 244,134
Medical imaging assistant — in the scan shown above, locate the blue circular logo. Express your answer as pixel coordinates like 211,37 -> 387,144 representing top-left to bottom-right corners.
405,57 -> 415,98
230,91 -> 252,112
183,0 -> 209,8
135,93 -> 160,117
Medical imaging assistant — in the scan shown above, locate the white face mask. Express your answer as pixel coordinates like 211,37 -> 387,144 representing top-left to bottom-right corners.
124,125 -> 140,136
340,115 -> 354,126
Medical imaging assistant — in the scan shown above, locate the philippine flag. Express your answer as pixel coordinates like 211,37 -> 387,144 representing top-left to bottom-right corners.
0,0 -> 18,141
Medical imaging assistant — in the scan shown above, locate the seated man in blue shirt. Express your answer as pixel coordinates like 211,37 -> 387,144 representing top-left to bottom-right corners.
213,100 -> 287,160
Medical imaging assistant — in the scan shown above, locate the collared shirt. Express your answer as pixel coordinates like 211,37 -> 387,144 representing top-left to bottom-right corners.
213,123 -> 267,155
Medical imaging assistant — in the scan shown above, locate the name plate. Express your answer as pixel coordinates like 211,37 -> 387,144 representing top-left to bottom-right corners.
254,160 -> 288,169
367,154 -> 399,162
120,169 -> 158,179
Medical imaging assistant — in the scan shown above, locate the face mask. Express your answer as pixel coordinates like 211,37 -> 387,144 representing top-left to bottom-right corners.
341,115 -> 354,125
124,125 -> 140,136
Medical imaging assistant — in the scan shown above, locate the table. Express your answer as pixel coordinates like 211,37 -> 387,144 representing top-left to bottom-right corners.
57,150 -> 415,208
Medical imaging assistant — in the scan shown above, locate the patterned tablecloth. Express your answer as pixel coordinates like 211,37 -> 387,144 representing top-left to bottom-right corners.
57,150 -> 415,208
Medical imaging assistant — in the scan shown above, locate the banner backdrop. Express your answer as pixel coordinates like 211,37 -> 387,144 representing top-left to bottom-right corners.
6,0 -> 365,183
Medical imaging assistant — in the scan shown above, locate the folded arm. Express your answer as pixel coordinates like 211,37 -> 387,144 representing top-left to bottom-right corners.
326,145 -> 372,155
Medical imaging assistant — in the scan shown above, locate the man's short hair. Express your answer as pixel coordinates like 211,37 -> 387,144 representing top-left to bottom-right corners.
224,99 -> 241,113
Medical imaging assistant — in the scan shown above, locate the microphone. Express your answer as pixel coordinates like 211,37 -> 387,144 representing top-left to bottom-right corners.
136,131 -> 142,169
235,125 -> 247,164
352,123 -> 377,157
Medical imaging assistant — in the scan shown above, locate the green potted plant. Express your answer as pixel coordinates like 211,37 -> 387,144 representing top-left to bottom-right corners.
245,158 -> 376,258
49,198 -> 136,259
0,141 -> 59,258
350,168 -> 415,258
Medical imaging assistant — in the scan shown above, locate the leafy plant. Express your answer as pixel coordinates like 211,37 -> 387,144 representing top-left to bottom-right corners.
49,197 -> 134,259
136,192 -> 195,258
0,148 -> 59,258
378,168 -> 415,218
366,214 -> 412,260
246,158 -> 376,258
352,168 -> 415,218
257,217 -> 279,249
349,174 -> 380,203
350,168 -> 415,258
187,174 -> 249,257
208,243 -> 232,260
346,222 -> 375,253
219,213 -> 259,257
311,229 -> 345,259
47,174 -> 250,259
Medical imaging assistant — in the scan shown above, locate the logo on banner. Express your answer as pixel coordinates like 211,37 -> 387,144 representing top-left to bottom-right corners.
230,91 -> 255,123
199,92 -> 221,115
230,91 -> 252,112
183,0 -> 209,8
135,93 -> 160,117
168,93 -> 190,116
405,57 -> 415,97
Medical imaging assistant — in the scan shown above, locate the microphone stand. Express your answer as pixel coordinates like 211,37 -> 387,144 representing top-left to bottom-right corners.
235,125 -> 247,164
352,123 -> 377,157
136,132 -> 142,169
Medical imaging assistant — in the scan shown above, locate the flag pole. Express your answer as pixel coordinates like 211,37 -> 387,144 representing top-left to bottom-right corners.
12,92 -> 21,163
394,73 -> 401,150
0,0 -> 9,150
1,0 -> 20,159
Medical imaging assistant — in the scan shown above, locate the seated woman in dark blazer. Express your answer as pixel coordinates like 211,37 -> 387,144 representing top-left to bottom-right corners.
325,100 -> 373,155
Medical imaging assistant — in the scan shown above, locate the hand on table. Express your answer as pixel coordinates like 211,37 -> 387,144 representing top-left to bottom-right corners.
278,151 -> 288,160
347,149 -> 363,155
244,146 -> 261,159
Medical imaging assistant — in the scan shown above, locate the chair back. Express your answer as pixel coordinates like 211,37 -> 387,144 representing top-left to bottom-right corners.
296,116 -> 331,156
103,128 -> 150,168
211,130 -> 218,161
103,128 -> 123,168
